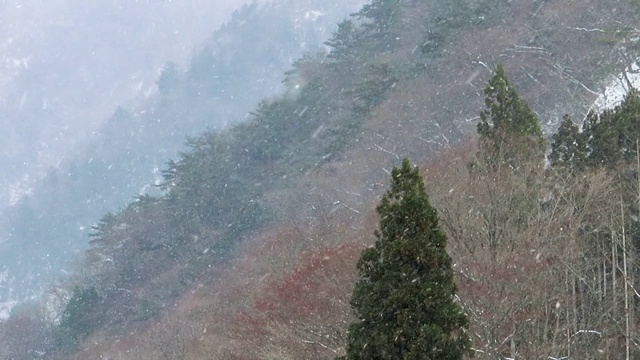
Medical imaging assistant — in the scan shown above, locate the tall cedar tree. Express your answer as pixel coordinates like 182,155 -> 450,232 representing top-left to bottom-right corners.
549,114 -> 587,170
549,90 -> 640,170
58,286 -> 100,347
477,64 -> 545,170
339,159 -> 470,360
355,0 -> 403,34
325,20 -> 359,63
584,89 -> 640,167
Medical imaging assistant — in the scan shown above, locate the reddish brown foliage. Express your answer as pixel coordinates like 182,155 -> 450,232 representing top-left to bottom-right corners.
254,243 -> 360,322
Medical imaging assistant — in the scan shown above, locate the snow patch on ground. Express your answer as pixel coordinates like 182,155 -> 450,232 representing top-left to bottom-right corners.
592,63 -> 640,111
0,300 -> 17,320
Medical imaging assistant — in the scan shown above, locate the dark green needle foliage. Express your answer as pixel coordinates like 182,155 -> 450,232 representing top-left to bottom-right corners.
355,0 -> 404,36
57,286 -> 101,348
549,90 -> 640,170
549,114 -> 587,170
584,89 -> 640,167
339,159 -> 471,360
477,64 -> 545,171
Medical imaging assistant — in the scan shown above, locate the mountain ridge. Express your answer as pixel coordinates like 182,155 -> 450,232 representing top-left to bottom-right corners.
3,0 -> 640,358
0,0 -> 365,310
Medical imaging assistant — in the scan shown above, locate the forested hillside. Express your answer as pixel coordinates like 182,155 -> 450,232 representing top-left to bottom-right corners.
0,0 -> 364,305
3,0 -> 640,358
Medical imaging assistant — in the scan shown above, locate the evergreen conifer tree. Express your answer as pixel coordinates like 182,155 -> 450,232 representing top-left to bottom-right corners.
326,20 -> 359,64
355,0 -> 403,35
339,159 -> 470,360
477,64 -> 545,171
549,114 -> 587,170
582,90 -> 640,167
57,286 -> 100,347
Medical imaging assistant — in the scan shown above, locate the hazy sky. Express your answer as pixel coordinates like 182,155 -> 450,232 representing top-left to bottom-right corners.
0,0 -> 256,206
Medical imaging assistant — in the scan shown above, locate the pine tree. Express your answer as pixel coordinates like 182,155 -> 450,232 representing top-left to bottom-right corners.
549,114 -> 587,170
477,64 -> 545,171
57,286 -> 100,347
339,159 -> 471,360
355,0 -> 403,35
583,90 -> 640,167
326,20 -> 359,64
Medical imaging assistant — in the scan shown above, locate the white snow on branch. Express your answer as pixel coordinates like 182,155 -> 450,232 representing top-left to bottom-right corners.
567,26 -> 606,33
374,144 -> 400,159
572,329 -> 602,337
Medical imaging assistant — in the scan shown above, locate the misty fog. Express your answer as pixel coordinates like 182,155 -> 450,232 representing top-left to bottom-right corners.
3,0 -> 640,358
0,0 -> 261,205
0,0 -> 364,311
